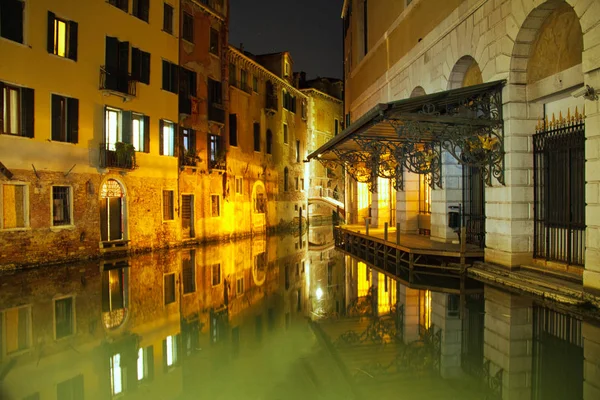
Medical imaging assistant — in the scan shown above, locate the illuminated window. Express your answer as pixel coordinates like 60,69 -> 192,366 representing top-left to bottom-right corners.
1,183 -> 28,230
377,274 -> 396,315
211,194 -> 220,217
419,174 -> 432,214
160,120 -> 175,156
164,335 -> 178,368
48,11 -> 78,60
110,353 -> 124,395
2,306 -> 31,354
52,186 -> 72,226
105,107 -> 121,149
182,12 -> 194,43
212,263 -> 221,286
132,113 -> 147,152
163,3 -> 174,34
51,94 -> 79,143
283,123 -> 288,144
54,296 -> 75,339
2,83 -> 34,137
284,61 -> 290,77
162,190 -> 174,220
164,273 -> 175,304
0,0 -> 24,44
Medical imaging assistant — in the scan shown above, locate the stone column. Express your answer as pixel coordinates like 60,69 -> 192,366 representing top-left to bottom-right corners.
484,286 -> 533,400
431,292 -> 463,378
398,285 -> 421,343
396,171 -> 420,234
371,268 -> 379,317
370,191 -> 379,228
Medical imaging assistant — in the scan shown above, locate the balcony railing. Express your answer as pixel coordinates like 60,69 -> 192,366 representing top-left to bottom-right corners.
208,103 -> 225,124
208,156 -> 226,171
100,143 -> 136,170
266,94 -> 278,113
100,66 -> 137,97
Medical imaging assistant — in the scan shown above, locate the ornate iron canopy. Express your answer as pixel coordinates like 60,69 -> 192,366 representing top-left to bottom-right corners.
308,80 -> 505,192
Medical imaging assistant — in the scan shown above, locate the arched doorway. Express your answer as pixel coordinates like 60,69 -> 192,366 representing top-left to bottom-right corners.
448,56 -> 486,248
100,178 -> 127,242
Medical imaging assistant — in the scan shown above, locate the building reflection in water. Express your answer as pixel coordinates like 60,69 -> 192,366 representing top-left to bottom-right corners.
0,226 -> 598,399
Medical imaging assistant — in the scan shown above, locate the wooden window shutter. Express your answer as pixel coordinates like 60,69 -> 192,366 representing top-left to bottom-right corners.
159,119 -> 164,155
131,47 -> 140,80
143,115 -> 150,153
51,95 -> 61,141
47,11 -> 55,53
162,339 -> 168,372
67,98 -> 79,143
190,129 -> 196,153
105,36 -> 119,68
141,0 -> 150,22
121,111 -> 132,144
141,52 -> 151,84
68,21 -> 78,61
162,60 -> 169,90
21,88 -> 34,138
173,124 -> 179,157
171,64 -> 179,93
229,113 -> 237,146
118,41 -> 129,72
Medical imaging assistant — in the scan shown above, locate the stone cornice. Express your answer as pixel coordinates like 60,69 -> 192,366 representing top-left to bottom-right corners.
301,88 -> 343,104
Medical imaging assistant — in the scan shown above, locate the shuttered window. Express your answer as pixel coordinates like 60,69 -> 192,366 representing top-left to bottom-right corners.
132,47 -> 151,84
182,250 -> 196,294
162,60 -> 179,93
47,12 -> 78,61
133,0 -> 150,22
163,190 -> 174,220
0,82 -> 34,138
253,122 -> 260,152
209,28 -> 219,55
229,114 -> 237,146
163,3 -> 174,34
51,94 -> 78,143
183,12 -> 194,43
0,0 -> 24,44
109,0 -> 128,12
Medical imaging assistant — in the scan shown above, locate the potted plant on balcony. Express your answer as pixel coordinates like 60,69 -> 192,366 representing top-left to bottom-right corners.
182,148 -> 201,167
115,142 -> 136,169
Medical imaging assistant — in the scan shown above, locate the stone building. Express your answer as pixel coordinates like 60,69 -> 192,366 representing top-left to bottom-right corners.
0,0 -> 181,267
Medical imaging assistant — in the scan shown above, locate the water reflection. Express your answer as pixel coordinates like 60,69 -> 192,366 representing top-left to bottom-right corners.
0,227 -> 598,400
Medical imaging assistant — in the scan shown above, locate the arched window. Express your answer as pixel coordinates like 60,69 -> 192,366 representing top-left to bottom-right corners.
266,129 -> 273,154
283,167 -> 289,192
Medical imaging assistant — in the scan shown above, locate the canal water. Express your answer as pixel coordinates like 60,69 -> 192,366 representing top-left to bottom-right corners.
0,225 -> 597,400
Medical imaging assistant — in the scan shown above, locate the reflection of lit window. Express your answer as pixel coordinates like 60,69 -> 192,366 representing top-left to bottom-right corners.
54,296 -> 75,339
137,346 -> 153,382
212,263 -> 221,286
419,290 -> 432,333
237,276 -> 244,295
137,348 -> 145,380
377,274 -> 396,315
3,306 -> 32,354
357,262 -> 370,297
110,354 -> 123,395
165,335 -> 178,367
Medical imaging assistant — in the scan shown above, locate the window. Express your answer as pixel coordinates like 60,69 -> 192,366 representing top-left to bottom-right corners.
164,273 -> 175,304
132,47 -> 151,84
266,129 -> 273,155
110,353 -> 125,396
159,120 -> 176,156
253,76 -> 258,92
182,12 -> 194,43
104,37 -> 130,94
181,128 -> 196,156
109,0 -> 128,12
211,263 -> 221,286
209,27 -> 219,55
105,107 -> 121,148
0,0 -> 24,44
51,94 -> 78,143
137,346 -> 154,382
163,3 -> 174,34
241,69 -> 248,91
182,250 -> 196,294
296,140 -> 301,162
237,277 -> 244,295
208,134 -> 223,169
163,335 -> 179,368
229,63 -> 236,86
133,0 -> 150,22
229,113 -> 237,146
301,101 -> 307,120
162,60 -> 178,93
131,113 -> 149,152
335,119 -> 339,135
48,12 -> 78,61
283,123 -> 288,144
253,122 -> 260,152
57,375 -> 83,400
1,183 -> 28,230
235,177 -> 243,195
54,296 -> 75,339
163,190 -> 174,220
282,91 -> 296,112
52,186 -> 72,226
208,78 -> 222,105
1,82 -> 34,137
300,178 -> 305,191
284,61 -> 290,77
2,306 -> 31,354
284,167 -> 289,192
179,68 -> 197,114
211,194 -> 220,217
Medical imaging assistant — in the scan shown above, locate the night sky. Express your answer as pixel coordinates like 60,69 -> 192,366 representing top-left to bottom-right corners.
229,0 -> 345,80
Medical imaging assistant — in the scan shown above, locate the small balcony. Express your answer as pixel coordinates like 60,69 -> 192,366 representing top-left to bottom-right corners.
266,94 -> 278,114
100,143 -> 136,170
208,103 -> 225,124
180,149 -> 200,168
100,66 -> 137,98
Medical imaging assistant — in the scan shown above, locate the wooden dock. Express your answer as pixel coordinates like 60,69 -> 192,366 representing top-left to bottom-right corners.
334,225 -> 484,294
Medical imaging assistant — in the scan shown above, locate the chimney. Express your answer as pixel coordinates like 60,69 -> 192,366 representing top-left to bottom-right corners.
240,42 -> 244,52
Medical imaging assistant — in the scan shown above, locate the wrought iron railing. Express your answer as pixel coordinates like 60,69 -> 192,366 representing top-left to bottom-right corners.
533,112 -> 585,265
208,103 -> 225,123
100,66 -> 136,97
99,143 -> 136,170
208,156 -> 226,171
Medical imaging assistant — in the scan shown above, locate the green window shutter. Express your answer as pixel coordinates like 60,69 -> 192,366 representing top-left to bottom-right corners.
68,20 -> 78,61
67,97 -> 79,143
143,115 -> 150,153
51,94 -> 61,141
121,111 -> 132,144
21,88 -> 34,138
47,11 -> 55,53
159,119 -> 164,155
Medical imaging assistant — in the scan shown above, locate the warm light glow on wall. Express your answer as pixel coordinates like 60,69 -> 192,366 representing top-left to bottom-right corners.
377,177 -> 391,224
419,174 -> 432,214
377,273 -> 396,315
357,261 -> 370,297
419,290 -> 432,330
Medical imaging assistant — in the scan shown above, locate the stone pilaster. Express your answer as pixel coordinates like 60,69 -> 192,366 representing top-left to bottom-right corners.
431,292 -> 463,378
396,171 -> 420,234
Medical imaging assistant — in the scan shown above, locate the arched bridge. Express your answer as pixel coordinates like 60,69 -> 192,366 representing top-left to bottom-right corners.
308,188 -> 345,219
